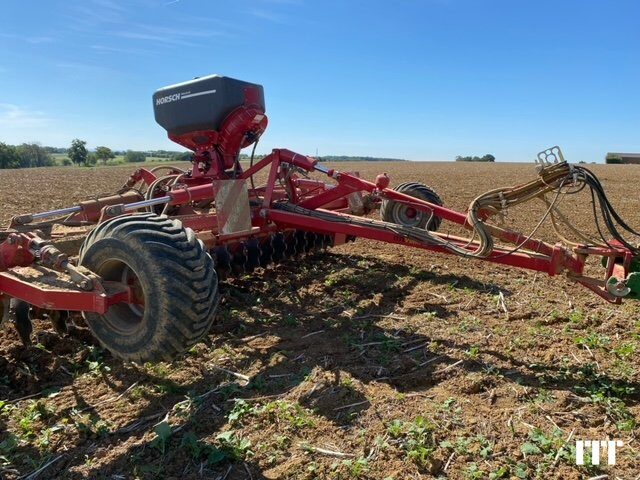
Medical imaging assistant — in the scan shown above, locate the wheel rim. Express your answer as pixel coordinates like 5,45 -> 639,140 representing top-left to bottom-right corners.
96,258 -> 146,334
121,264 -> 145,317
405,207 -> 417,219
392,203 -> 424,227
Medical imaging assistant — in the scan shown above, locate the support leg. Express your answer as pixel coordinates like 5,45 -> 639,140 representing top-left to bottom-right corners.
10,299 -> 32,346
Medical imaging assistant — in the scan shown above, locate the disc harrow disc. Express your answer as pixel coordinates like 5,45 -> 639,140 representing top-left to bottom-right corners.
211,230 -> 333,278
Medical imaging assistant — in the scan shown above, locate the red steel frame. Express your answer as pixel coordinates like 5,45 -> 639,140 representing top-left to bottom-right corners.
0,148 -> 634,315
0,274 -> 131,313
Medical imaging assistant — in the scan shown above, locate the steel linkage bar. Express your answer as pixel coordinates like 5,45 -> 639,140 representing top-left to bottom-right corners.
0,274 -> 132,313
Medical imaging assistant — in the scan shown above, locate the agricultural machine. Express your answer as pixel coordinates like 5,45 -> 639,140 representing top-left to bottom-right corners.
1,74 -> 639,362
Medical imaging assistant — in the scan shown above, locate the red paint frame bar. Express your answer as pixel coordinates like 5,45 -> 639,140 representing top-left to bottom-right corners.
0,274 -> 131,313
266,208 -> 580,276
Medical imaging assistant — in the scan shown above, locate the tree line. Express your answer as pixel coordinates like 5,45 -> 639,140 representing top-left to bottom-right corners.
66,139 -> 147,166
317,155 -> 406,162
236,154 -> 407,163
0,142 -> 56,169
0,139 -> 191,169
455,154 -> 496,162
0,140 -> 451,169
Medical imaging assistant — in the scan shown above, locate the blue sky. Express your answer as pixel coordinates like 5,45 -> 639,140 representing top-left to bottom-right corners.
0,0 -> 638,162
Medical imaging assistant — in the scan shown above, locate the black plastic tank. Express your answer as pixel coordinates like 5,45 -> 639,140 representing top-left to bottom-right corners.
153,74 -> 265,136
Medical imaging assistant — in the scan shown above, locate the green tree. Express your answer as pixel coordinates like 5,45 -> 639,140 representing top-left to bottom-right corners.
95,146 -> 115,165
68,138 -> 88,165
86,152 -> 98,166
124,150 -> 146,163
172,151 -> 192,162
15,143 -> 53,168
455,154 -> 495,162
0,142 -> 20,169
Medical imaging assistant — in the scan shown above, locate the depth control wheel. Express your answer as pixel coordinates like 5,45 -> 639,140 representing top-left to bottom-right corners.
380,182 -> 443,231
79,213 -> 218,362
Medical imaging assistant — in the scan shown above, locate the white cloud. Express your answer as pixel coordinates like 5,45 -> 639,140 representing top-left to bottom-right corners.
111,23 -> 227,47
72,0 -> 128,26
91,44 -> 154,56
25,36 -> 54,44
0,33 -> 55,44
112,30 -> 198,47
53,61 -> 123,78
91,0 -> 127,11
249,8 -> 286,23
0,104 -> 51,128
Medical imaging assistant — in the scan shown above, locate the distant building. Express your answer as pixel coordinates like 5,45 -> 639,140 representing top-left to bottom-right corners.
606,152 -> 640,164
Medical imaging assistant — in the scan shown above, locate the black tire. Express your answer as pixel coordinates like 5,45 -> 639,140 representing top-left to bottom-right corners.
380,182 -> 443,231
78,213 -> 218,362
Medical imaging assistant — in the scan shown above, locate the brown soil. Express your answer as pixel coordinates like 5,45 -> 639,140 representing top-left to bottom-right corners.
0,161 -> 639,479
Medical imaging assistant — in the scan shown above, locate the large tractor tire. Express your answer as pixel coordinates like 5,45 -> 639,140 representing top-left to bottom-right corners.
78,213 -> 218,362
380,182 -> 443,231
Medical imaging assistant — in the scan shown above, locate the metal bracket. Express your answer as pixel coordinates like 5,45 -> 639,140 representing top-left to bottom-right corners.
214,179 -> 252,235
346,171 -> 365,215
536,146 -> 565,166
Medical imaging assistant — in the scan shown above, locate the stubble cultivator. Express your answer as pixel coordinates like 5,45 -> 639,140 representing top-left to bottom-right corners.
1,74 -> 639,362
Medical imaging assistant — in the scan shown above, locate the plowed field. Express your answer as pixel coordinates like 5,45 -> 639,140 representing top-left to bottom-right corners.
1,161 -> 639,479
